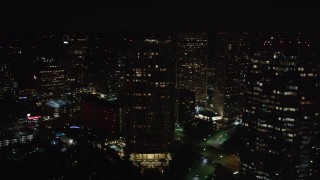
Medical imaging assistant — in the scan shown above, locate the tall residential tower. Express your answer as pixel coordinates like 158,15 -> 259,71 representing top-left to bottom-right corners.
124,35 -> 175,172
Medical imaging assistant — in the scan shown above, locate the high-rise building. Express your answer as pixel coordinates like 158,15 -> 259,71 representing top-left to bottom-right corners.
0,63 -> 15,100
81,94 -> 124,137
124,35 -> 175,172
0,33 -> 21,99
176,33 -> 208,107
174,89 -> 195,127
212,32 -> 249,123
92,33 -> 129,95
240,33 -> 320,179
63,34 -> 89,95
36,57 -> 65,99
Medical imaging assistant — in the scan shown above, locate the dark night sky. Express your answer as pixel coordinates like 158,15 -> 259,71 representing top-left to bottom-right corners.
1,0 -> 319,32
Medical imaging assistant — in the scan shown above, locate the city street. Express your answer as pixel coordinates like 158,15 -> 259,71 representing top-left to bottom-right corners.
175,126 -> 240,179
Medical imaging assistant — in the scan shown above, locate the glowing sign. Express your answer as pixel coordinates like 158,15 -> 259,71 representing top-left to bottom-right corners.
70,126 -> 81,129
55,132 -> 65,137
63,41 -> 68,44
27,116 -> 41,120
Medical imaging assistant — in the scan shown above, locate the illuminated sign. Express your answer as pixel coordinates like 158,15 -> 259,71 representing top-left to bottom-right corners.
55,132 -> 65,137
27,116 -> 41,120
70,126 -> 81,129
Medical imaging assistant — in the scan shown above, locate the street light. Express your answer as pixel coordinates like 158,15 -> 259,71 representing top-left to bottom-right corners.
203,148 -> 206,151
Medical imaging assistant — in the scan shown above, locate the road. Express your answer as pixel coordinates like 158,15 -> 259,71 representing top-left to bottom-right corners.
175,126 -> 240,179
201,127 -> 236,149
183,156 -> 216,180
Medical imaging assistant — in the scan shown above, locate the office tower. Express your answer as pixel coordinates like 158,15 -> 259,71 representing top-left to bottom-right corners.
174,89 -> 195,127
240,33 -> 320,179
92,33 -> 128,95
32,34 -> 64,98
36,57 -> 65,99
124,35 -> 175,171
0,63 -> 15,100
63,34 -> 89,95
213,32 -> 249,123
0,34 -> 23,98
0,63 -> 18,126
176,33 -> 208,107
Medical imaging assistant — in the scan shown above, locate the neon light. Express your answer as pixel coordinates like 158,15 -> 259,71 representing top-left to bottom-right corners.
70,126 -> 81,129
27,116 -> 41,120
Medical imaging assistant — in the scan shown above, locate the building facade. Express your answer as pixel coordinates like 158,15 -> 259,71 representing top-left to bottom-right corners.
240,32 -> 320,179
124,35 -> 175,171
81,94 -> 124,136
212,32 -> 249,123
0,63 -> 15,100
36,57 -> 65,99
63,34 -> 89,95
176,33 -> 208,107
174,88 -> 195,127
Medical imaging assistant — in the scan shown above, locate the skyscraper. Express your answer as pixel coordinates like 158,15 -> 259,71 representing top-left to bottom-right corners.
0,63 -> 15,100
212,32 -> 249,123
176,33 -> 208,107
124,35 -> 175,172
63,34 -> 89,95
0,33 -> 22,98
92,33 -> 128,95
240,32 -> 320,179
36,57 -> 65,99
174,89 -> 195,127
